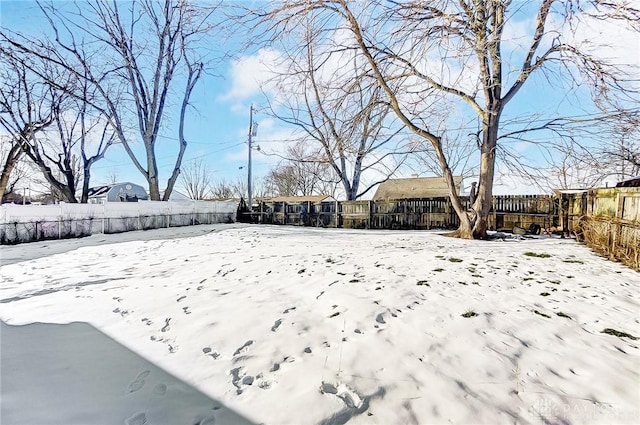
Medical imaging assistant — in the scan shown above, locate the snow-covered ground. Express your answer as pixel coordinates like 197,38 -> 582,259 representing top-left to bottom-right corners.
1,224 -> 639,425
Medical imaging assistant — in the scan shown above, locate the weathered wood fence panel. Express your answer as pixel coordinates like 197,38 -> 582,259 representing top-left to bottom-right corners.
254,195 -> 555,231
492,194 -> 555,230
251,189 -> 640,269
567,187 -> 640,270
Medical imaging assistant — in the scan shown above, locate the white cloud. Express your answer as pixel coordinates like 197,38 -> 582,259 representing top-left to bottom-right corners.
568,11 -> 640,69
219,48 -> 284,110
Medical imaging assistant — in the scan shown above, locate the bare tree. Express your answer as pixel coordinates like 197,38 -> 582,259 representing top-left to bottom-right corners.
226,173 -> 266,201
210,178 -> 235,199
0,52 -> 59,201
104,168 -> 120,185
0,140 -> 29,203
1,45 -> 116,203
597,117 -> 640,181
54,97 -> 117,203
262,23 -> 407,200
256,0 -> 639,238
180,158 -> 214,200
263,141 -> 338,197
0,0 -> 221,200
497,110 -> 640,189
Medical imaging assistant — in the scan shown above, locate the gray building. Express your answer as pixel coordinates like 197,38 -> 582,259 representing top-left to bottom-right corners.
88,182 -> 149,204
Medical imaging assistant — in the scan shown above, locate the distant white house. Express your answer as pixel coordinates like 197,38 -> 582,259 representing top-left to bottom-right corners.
88,182 -> 149,204
159,189 -> 191,201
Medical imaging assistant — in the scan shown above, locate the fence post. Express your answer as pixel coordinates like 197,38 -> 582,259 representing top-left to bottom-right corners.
285,202 -> 289,225
610,191 -> 624,259
368,200 -> 373,229
492,197 -> 497,230
58,203 -> 62,239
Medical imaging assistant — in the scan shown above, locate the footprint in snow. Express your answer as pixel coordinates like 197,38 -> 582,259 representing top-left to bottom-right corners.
233,340 -> 254,356
320,382 -> 363,409
161,318 -> 171,332
375,313 -> 386,324
153,384 -> 167,397
125,412 -> 147,425
271,319 -> 282,332
194,416 -> 216,425
127,370 -> 150,393
230,367 -> 246,394
202,347 -> 221,359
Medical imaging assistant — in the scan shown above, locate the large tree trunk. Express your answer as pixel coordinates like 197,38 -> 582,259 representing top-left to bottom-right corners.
470,115 -> 499,239
148,175 -> 160,201
147,144 -> 161,200
444,165 -> 474,239
81,166 -> 91,203
0,144 -> 22,202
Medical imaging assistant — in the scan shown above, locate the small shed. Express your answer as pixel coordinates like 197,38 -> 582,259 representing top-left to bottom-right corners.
373,176 -> 462,201
88,182 -> 149,204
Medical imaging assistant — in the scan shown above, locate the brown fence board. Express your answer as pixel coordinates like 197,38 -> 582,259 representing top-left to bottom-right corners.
254,194 -> 555,231
563,187 -> 640,270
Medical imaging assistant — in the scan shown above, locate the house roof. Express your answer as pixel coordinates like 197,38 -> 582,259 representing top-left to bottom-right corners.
552,188 -> 590,195
88,182 -> 149,202
87,185 -> 112,197
261,195 -> 334,203
160,189 -> 190,201
373,176 -> 462,201
616,176 -> 640,187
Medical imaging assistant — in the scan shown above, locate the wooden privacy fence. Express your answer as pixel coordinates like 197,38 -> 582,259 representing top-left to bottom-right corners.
251,189 -> 640,270
570,187 -> 640,270
253,195 -> 556,231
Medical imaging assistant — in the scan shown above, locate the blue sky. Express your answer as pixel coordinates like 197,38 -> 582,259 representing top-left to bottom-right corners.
1,1 -> 269,191
1,1 -> 638,197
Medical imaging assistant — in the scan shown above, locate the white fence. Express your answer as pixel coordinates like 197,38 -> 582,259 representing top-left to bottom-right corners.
1,200 -> 237,244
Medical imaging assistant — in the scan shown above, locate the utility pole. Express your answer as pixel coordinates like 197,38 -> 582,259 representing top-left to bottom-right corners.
248,104 -> 253,209
247,104 -> 258,209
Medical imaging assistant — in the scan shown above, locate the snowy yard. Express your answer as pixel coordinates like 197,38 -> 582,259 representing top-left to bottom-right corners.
1,224 -> 639,425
